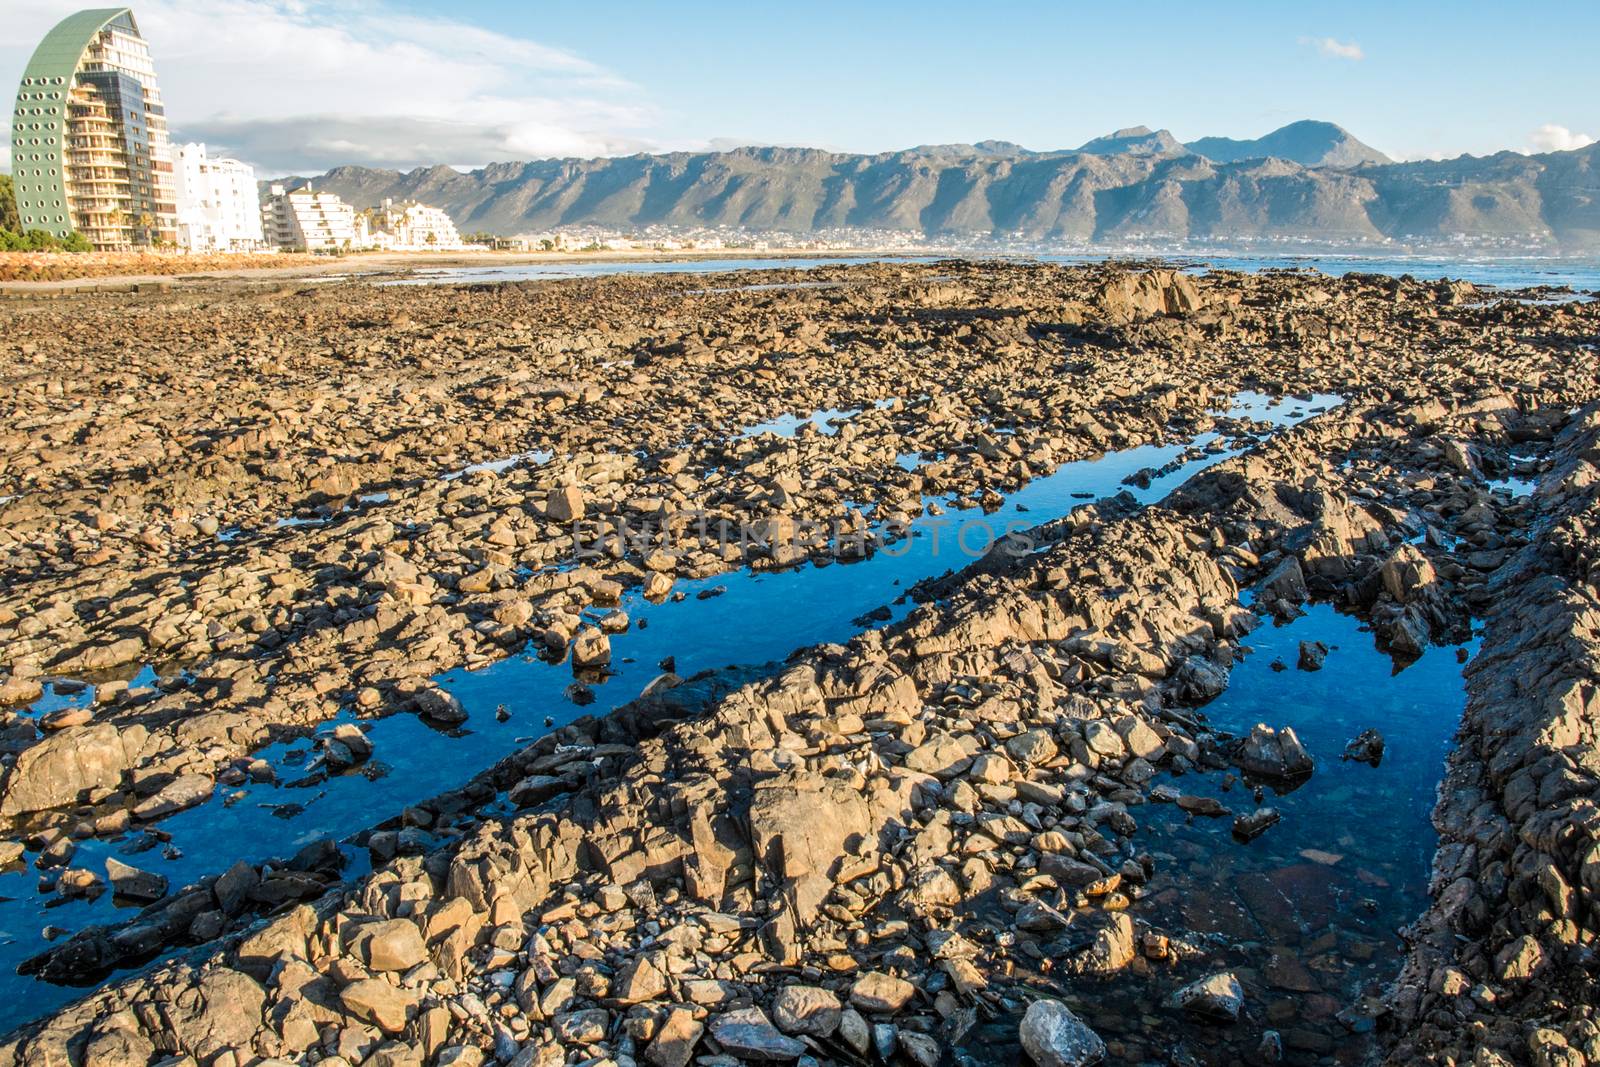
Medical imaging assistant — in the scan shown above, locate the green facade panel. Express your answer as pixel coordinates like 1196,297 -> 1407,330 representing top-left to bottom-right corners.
10,8 -> 135,239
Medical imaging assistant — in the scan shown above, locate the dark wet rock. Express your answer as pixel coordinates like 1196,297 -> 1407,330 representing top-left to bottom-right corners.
1233,723 -> 1315,780
411,684 -> 467,724
1174,655 -> 1229,701
1019,999 -> 1107,1066
1177,794 -> 1229,817
1297,639 -> 1328,671
1172,971 -> 1245,1022
1232,806 -> 1281,841
104,857 -> 167,903
1342,728 -> 1385,765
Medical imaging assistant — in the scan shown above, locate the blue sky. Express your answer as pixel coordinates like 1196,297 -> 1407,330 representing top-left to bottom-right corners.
4,0 -> 1597,174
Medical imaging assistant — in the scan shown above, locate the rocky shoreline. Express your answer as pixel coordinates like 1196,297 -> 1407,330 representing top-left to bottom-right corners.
0,262 -> 1596,1064
1385,409 -> 1600,1066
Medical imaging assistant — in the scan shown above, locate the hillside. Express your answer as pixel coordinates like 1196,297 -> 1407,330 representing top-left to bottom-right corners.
1184,120 -> 1391,167
270,128 -> 1600,250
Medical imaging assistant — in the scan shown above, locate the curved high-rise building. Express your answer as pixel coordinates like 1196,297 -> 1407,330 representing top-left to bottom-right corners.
10,8 -> 178,250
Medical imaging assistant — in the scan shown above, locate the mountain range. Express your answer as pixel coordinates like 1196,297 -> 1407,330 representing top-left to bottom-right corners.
273,121 -> 1600,251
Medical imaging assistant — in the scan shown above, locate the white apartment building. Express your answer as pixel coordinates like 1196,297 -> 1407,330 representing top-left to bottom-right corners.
261,183 -> 361,251
367,198 -> 464,250
173,143 -> 264,252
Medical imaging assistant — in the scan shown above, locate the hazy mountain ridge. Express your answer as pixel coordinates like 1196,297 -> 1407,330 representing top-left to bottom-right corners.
274,123 -> 1600,250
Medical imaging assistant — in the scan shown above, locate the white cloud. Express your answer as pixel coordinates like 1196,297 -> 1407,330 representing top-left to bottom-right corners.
1524,124 -> 1596,154
1300,36 -> 1365,61
0,0 -> 668,174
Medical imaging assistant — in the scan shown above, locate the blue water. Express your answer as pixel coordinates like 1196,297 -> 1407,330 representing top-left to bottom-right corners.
960,602 -> 1477,1065
1078,603 -> 1477,1062
0,393 -> 1332,1029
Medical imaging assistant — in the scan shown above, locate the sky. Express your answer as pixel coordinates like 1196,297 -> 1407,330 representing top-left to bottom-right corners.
3,0 -> 1597,177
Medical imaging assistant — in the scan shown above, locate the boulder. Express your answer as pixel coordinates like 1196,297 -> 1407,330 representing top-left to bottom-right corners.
0,723 -> 145,816
132,773 -> 214,820
105,857 -> 167,903
1171,972 -> 1245,1022
709,1007 -> 807,1061
645,1006 -> 703,1067
771,984 -> 842,1037
1233,724 -> 1314,780
412,684 -> 467,724
546,486 -> 585,522
849,971 -> 915,1013
571,627 -> 611,668
748,771 -> 871,926
1019,999 -> 1106,1066
342,978 -> 414,1033
353,918 -> 428,972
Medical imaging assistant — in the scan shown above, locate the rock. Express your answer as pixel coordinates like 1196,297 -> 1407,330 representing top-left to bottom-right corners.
132,773 -> 214,819
1115,717 -> 1164,760
354,918 -> 428,972
412,684 -> 467,724
1171,972 -> 1245,1022
904,733 -> 974,777
1232,807 -> 1281,841
552,1008 -> 609,1043
341,978 -> 414,1033
0,722 -> 144,816
1005,728 -> 1058,765
1297,640 -> 1328,671
571,626 -> 611,668
1019,999 -> 1107,1066
772,984 -> 842,1037
1495,935 -> 1545,981
546,485 -> 585,522
899,1031 -> 942,1067
1174,655 -> 1229,701
332,722 -> 373,761
508,774 -> 574,808
1380,543 -> 1436,604
837,1007 -> 871,1054
1082,720 -> 1125,759
1072,913 -> 1136,975
749,771 -> 871,925
1233,724 -> 1314,779
1177,794 -> 1229,817
105,857 -> 167,902
1342,728 -> 1385,765
849,970 -> 915,1013
614,953 -> 667,1003
709,1007 -> 807,1061
645,1006 -> 703,1067
436,1048 -> 483,1067
1259,555 -> 1308,609
1038,854 -> 1106,887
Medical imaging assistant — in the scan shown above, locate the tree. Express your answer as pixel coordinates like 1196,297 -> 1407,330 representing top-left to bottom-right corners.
0,175 -> 18,233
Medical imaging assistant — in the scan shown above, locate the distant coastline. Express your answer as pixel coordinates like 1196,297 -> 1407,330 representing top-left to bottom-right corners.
4,244 -> 1598,296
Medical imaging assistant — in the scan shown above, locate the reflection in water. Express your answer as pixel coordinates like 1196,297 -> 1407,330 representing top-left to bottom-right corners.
964,603 -> 1473,1065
